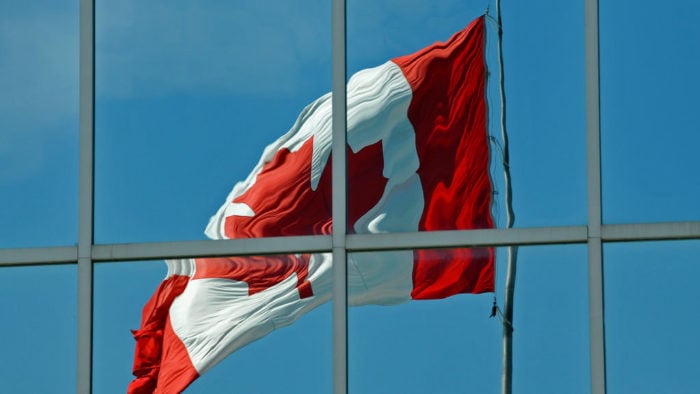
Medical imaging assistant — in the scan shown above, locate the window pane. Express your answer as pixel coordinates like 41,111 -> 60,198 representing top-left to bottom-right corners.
348,245 -> 590,393
503,0 -> 587,227
94,256 -> 331,393
511,245 -> 590,393
346,0 -> 586,232
349,295 -> 498,393
0,265 -> 77,392
0,1 -> 78,248
94,0 -> 331,243
604,240 -> 700,393
600,1 -> 700,223
93,261 -> 164,392
347,244 -> 499,393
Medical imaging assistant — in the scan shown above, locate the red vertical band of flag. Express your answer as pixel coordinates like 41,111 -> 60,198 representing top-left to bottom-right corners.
392,16 -> 494,297
128,275 -> 191,394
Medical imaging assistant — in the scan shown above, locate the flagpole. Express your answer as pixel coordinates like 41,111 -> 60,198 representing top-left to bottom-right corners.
492,1 -> 518,394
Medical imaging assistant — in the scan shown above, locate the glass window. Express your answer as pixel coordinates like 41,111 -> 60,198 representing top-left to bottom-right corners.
347,0 -> 586,231
350,295 -> 499,393
511,245 -> 590,393
0,265 -> 77,392
604,240 -> 700,393
94,257 -> 332,393
495,0 -> 587,228
600,0 -> 700,224
0,1 -> 78,248
348,245 -> 590,393
94,0 -> 331,243
93,261 -> 165,392
5,2 -> 699,394
187,302 -> 331,394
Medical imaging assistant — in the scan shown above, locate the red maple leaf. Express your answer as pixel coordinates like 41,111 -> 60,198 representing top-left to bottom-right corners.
198,137 -> 387,298
225,136 -> 387,238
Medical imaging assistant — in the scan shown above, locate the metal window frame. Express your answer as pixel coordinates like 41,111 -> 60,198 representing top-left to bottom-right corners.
2,223 -> 699,267
584,0 -> 606,392
77,1 -> 95,392
0,0 -> 698,393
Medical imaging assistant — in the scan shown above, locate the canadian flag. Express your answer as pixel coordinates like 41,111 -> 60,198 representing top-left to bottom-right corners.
129,16 -> 493,393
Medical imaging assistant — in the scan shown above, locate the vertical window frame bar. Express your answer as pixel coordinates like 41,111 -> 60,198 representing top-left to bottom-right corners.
77,0 -> 95,392
331,0 -> 348,393
584,0 -> 607,392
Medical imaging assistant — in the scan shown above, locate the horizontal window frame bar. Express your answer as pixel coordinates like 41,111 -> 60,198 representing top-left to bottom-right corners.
601,221 -> 700,242
346,226 -> 588,251
1,221 -> 698,267
92,235 -> 334,262
0,246 -> 78,266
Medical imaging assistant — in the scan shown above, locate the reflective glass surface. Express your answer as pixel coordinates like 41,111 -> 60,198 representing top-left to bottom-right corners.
94,0 -> 331,243
347,1 -> 587,232
604,240 -> 700,393
349,294 -> 499,393
348,245 -> 590,393
600,1 -> 700,223
93,261 -> 165,393
94,256 -> 331,393
3,2 -> 700,394
495,1 -> 587,227
511,245 -> 590,393
0,1 -> 78,247
0,265 -> 77,392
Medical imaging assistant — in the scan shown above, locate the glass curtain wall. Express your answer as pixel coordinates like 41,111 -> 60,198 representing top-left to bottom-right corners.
0,1 -> 698,393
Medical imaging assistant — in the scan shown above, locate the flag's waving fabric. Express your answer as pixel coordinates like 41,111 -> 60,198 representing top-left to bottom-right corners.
129,15 -> 493,394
